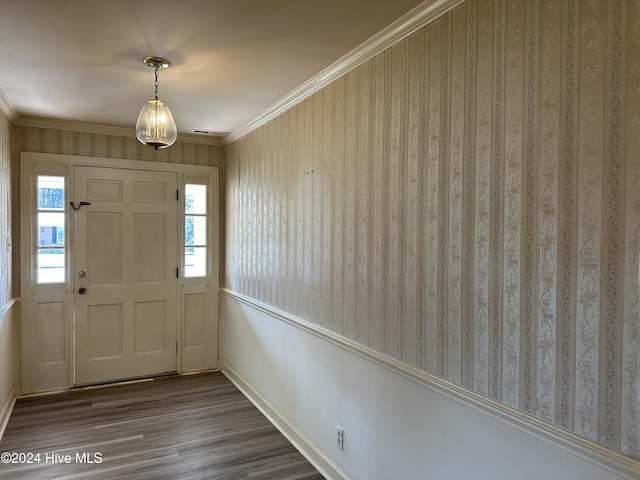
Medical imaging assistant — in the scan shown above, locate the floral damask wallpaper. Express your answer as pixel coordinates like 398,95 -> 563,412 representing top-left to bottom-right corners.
225,0 -> 640,459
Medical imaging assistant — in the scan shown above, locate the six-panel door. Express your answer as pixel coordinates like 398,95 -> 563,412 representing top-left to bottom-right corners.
73,166 -> 178,385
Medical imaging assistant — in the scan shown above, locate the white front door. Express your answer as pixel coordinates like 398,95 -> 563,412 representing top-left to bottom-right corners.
73,166 -> 178,385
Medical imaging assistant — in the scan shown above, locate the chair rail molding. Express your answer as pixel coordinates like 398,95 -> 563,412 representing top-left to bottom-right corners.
220,288 -> 640,480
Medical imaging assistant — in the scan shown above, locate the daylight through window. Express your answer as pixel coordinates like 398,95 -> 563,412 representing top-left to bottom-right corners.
36,175 -> 65,283
184,183 -> 207,277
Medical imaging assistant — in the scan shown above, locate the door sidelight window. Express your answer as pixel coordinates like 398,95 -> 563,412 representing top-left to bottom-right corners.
36,175 -> 65,283
184,183 -> 207,277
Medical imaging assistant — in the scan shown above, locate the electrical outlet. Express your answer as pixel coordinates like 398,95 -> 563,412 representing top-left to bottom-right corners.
336,426 -> 344,450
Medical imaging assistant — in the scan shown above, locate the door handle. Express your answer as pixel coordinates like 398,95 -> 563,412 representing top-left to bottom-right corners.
78,287 -> 87,295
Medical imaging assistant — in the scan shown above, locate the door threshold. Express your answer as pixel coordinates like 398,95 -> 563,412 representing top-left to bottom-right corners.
73,372 -> 178,390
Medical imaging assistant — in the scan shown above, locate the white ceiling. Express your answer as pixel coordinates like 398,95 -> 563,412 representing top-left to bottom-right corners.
0,0 -> 426,139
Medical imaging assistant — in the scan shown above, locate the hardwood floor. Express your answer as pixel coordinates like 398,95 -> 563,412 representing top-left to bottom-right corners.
0,372 -> 325,480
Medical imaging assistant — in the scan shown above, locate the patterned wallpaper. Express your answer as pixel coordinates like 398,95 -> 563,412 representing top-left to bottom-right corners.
11,125 -> 224,295
225,0 -> 640,459
0,109 -> 11,307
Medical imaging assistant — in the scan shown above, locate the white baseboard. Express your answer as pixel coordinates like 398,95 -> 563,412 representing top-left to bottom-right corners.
220,362 -> 349,480
220,288 -> 640,480
0,386 -> 19,442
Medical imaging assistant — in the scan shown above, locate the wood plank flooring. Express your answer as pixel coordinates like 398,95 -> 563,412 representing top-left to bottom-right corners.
0,372 -> 325,480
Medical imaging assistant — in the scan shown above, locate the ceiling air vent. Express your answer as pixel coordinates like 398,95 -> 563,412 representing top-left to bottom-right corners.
191,129 -> 229,137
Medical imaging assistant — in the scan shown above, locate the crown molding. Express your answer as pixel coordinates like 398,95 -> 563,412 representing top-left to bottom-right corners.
225,0 -> 465,145
0,82 -> 17,121
13,115 -> 225,147
14,115 -> 135,137
7,0 -> 462,148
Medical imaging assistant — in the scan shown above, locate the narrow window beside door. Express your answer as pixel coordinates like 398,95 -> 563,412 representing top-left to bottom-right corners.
184,183 -> 207,277
36,175 -> 65,283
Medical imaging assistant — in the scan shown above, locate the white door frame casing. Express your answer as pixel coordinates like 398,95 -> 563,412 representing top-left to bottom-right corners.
20,152 -> 220,394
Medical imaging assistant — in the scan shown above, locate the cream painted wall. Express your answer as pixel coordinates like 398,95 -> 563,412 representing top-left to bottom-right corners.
0,302 -> 20,437
220,293 -> 638,480
224,0 -> 640,464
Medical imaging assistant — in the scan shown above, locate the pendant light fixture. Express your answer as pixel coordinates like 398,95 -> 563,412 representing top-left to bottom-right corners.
135,56 -> 177,150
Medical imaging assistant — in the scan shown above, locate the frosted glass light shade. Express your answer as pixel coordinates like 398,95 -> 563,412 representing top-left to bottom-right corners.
135,99 -> 177,149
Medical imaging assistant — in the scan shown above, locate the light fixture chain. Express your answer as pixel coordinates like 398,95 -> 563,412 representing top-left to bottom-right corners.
154,65 -> 159,101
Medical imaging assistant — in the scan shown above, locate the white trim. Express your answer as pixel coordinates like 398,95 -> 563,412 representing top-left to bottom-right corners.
20,152 -> 220,394
0,82 -> 17,121
0,298 -> 19,442
0,298 -> 17,331
0,387 -> 19,442
220,288 -> 640,480
13,115 -> 225,147
225,0 -> 465,144
220,362 -> 349,480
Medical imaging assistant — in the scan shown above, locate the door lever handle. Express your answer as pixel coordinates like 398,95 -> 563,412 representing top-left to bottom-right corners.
70,201 -> 91,211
